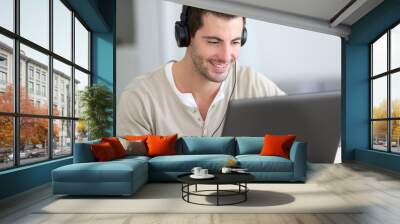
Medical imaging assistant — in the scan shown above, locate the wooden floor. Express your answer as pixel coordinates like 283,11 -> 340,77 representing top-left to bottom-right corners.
1,162 -> 400,224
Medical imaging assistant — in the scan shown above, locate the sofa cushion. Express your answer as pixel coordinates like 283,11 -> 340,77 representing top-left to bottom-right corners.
235,137 -> 263,155
179,137 -> 235,155
115,155 -> 150,163
148,154 -> 235,172
52,158 -> 147,183
236,155 -> 293,172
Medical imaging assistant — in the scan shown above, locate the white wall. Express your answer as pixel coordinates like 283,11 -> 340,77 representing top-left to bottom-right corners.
116,0 -> 342,163
117,0 -> 341,101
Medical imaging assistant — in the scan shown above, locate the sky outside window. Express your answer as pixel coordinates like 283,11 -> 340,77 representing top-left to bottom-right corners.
74,18 -> 89,70
0,0 -> 14,32
20,0 -> 49,49
372,34 -> 387,76
391,24 -> 400,70
1,0 -> 89,69
54,0 -> 72,60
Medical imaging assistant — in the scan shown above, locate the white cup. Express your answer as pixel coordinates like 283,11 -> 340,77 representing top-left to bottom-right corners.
191,167 -> 202,176
200,169 -> 208,176
221,167 -> 232,174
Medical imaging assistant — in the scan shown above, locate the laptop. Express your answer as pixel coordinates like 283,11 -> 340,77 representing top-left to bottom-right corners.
222,91 -> 341,163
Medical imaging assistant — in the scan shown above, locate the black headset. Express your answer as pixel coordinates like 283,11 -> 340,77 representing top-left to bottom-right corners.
175,5 -> 247,47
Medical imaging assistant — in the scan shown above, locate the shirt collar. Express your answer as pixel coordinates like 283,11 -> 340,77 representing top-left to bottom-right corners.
164,61 -> 226,108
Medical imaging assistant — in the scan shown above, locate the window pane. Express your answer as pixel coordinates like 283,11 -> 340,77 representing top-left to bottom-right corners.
372,77 -> 387,119
391,24 -> 400,70
20,0 -> 49,49
0,34 -> 14,112
53,0 -> 72,60
0,116 -> 13,170
372,33 -> 387,76
372,121 -> 387,151
74,17 -> 89,70
391,72 -> 400,118
74,69 -> 89,118
0,0 -> 14,31
391,120 -> 400,153
75,120 -> 88,143
53,119 -> 72,158
20,117 -> 49,165
53,59 -> 72,117
20,44 -> 49,115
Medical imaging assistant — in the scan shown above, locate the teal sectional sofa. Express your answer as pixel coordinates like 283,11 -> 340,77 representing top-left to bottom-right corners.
52,137 -> 307,196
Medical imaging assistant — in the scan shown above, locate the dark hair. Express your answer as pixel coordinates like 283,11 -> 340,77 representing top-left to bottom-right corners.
187,7 -> 246,38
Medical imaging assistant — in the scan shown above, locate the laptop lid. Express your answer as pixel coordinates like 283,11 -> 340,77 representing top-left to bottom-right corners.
222,91 -> 341,163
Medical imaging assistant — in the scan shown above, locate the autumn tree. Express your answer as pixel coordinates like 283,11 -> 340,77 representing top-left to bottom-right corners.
0,84 -> 60,152
0,85 -> 14,149
372,99 -> 400,144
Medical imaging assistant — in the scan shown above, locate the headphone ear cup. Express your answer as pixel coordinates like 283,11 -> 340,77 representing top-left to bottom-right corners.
175,21 -> 190,47
241,27 -> 247,46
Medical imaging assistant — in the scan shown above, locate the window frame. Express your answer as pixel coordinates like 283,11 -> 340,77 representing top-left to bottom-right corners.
0,0 -> 92,171
370,21 -> 400,154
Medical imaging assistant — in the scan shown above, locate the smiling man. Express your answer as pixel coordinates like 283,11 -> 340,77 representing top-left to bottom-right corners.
117,6 -> 285,137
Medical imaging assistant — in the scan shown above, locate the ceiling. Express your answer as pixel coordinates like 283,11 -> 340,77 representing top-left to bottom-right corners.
166,0 -> 384,38
225,0 -> 353,22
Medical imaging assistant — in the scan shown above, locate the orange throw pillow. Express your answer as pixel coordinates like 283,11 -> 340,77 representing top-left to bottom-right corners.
124,135 -> 148,141
260,134 -> 296,159
146,134 -> 178,157
91,142 -> 117,161
101,137 -> 127,158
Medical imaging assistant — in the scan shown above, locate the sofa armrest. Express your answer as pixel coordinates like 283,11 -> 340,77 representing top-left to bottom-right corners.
73,140 -> 100,163
289,141 -> 307,181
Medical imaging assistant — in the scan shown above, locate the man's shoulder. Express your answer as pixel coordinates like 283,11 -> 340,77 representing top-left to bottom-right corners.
236,64 -> 270,83
236,64 -> 256,74
123,66 -> 167,94
235,64 -> 286,96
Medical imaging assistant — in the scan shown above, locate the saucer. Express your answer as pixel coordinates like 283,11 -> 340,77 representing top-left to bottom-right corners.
190,174 -> 215,179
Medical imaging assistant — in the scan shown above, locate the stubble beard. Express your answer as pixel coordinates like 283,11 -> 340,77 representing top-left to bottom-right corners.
190,46 -> 232,83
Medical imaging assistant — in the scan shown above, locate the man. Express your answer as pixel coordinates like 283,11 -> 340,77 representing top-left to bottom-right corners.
117,6 -> 285,137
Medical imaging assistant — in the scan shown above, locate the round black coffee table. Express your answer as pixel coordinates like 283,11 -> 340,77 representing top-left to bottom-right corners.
177,173 -> 255,206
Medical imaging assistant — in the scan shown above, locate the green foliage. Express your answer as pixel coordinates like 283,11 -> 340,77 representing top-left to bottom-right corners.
79,84 -> 113,140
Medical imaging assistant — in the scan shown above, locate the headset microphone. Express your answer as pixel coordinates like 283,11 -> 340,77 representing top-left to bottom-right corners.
210,60 -> 237,137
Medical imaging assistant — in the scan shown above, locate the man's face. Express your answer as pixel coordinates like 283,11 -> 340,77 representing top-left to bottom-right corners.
189,13 -> 243,83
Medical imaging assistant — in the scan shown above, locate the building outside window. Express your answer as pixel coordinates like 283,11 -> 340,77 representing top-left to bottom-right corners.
28,67 -> 34,80
35,83 -> 40,95
35,70 -> 40,81
42,85 -> 46,97
0,54 -> 7,67
41,73 -> 46,83
0,0 -> 91,171
28,81 -> 34,94
54,89 -> 58,103
0,54 -> 7,89
0,71 -> 7,88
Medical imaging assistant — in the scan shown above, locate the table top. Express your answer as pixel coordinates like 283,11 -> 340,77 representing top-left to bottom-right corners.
177,172 -> 255,185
